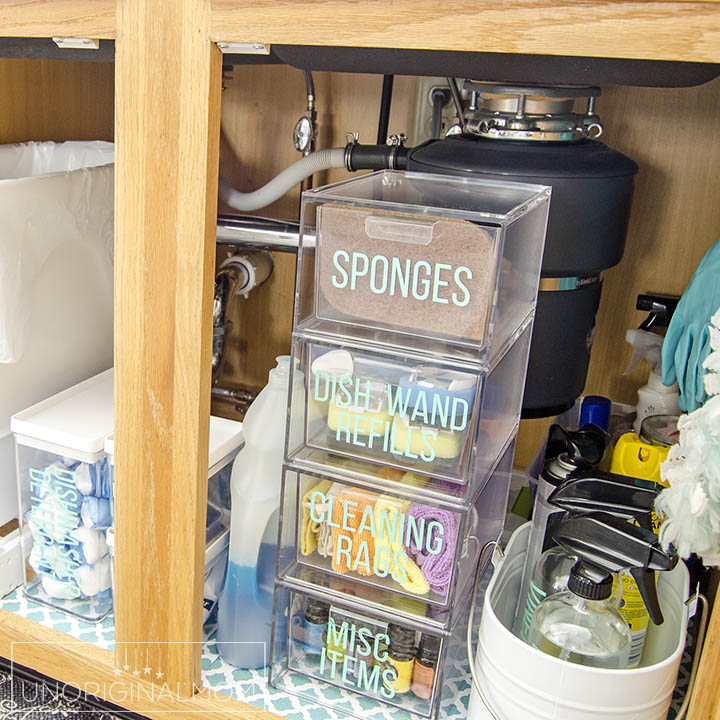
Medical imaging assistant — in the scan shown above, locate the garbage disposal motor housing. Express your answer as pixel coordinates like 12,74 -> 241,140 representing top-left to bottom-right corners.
405,82 -> 639,417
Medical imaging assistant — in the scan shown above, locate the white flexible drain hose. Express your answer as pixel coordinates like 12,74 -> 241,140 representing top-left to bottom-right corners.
219,147 -> 346,211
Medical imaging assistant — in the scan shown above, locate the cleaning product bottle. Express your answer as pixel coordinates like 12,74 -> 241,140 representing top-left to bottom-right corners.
528,559 -> 631,669
519,546 -> 578,641
528,512 -> 677,669
514,453 -> 658,639
545,478 -> 662,668
216,356 -> 298,669
625,328 -> 680,433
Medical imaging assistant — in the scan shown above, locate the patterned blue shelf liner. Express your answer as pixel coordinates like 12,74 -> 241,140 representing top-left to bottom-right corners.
0,568 -> 692,720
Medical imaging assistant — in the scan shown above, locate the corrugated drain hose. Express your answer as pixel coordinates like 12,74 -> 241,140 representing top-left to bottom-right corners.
219,147 -> 346,212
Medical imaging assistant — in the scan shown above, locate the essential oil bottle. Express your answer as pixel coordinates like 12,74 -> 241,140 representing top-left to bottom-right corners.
387,623 -> 416,694
412,634 -> 441,699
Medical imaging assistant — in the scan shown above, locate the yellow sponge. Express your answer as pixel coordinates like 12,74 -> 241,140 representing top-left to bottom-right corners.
327,399 -> 391,435
391,414 -> 461,459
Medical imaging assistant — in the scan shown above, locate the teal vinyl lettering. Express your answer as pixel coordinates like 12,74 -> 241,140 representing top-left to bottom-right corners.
380,668 -> 397,699
327,618 -> 349,651
336,374 -> 354,407
342,499 -> 358,530
386,385 -> 412,417
389,421 -> 405,457
314,370 -> 330,402
374,633 -> 390,663
426,520 -> 444,554
374,545 -> 391,578
341,655 -> 357,684
357,627 -> 373,658
431,393 -> 450,428
432,263 -> 451,304
353,379 -> 372,410
452,266 -> 472,307
420,428 -> 437,462
331,250 -> 350,289
389,257 -> 411,298
357,660 -> 382,693
326,497 -> 340,528
405,514 -> 425,550
309,491 -> 326,523
410,389 -> 429,425
351,415 -> 367,447
335,410 -> 352,443
334,535 -> 352,569
378,506 -> 400,544
390,550 -> 408,583
411,260 -> 432,300
370,254 -> 389,294
366,417 -> 385,449
350,252 -> 369,290
358,505 -> 376,538
450,398 -> 470,431
352,540 -> 372,575
403,426 -> 419,459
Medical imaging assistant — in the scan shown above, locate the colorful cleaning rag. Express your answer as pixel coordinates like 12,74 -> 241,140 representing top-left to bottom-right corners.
301,479 -> 332,556
374,496 -> 430,595
405,503 -> 459,595
331,488 -> 378,576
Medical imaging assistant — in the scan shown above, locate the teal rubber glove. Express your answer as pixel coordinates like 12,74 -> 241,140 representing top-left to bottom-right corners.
662,238 -> 720,412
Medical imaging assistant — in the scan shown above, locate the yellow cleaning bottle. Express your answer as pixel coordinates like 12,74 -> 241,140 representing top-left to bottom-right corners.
610,414 -> 679,666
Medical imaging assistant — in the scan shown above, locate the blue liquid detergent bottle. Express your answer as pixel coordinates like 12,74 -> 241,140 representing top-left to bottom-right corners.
216,355 -> 298,669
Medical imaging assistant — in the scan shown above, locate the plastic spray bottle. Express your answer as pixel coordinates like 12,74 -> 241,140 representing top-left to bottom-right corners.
528,512 -> 677,669
216,356 -> 300,669
625,329 -> 680,433
515,455 -> 658,641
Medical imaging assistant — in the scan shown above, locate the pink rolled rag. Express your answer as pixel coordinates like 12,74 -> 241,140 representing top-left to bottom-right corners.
405,503 -> 459,595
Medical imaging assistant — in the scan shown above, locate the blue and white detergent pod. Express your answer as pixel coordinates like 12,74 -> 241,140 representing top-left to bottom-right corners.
11,369 -> 114,621
217,356 -> 303,669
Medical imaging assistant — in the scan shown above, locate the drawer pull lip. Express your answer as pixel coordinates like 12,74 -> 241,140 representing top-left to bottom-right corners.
365,215 -> 437,246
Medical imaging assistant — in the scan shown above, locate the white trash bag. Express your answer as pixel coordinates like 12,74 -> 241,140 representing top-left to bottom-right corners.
0,140 -> 114,363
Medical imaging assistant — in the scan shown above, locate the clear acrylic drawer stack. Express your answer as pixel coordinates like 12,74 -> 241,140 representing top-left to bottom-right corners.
271,170 -> 550,719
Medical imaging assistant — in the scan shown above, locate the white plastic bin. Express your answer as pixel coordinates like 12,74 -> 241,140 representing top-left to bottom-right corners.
105,415 -> 242,622
12,369 -> 114,621
469,522 -> 691,720
0,140 -> 114,528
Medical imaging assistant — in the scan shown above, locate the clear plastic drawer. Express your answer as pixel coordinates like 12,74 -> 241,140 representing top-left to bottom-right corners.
277,441 -> 512,613
295,170 -> 549,364
270,582 -> 450,719
286,323 -> 531,485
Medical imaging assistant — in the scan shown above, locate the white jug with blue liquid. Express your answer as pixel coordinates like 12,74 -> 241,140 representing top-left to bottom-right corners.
216,355 -> 297,669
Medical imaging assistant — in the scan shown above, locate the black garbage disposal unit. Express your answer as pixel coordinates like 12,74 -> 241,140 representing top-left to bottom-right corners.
404,83 -> 639,417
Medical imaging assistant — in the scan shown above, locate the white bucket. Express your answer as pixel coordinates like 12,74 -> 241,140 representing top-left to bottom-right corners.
469,523 -> 691,720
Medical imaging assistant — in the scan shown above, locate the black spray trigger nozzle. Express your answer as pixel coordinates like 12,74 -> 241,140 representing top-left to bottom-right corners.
545,423 -> 610,467
548,471 -> 660,521
552,512 -> 678,626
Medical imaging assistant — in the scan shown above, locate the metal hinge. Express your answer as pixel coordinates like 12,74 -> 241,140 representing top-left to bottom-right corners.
52,37 -> 99,50
216,42 -> 270,55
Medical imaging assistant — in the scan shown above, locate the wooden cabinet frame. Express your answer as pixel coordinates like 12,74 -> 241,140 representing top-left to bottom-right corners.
0,1 -> 718,718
